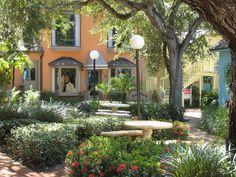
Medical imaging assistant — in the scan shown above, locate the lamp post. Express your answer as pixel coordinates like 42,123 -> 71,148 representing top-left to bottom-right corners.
89,50 -> 99,99
130,35 -> 145,119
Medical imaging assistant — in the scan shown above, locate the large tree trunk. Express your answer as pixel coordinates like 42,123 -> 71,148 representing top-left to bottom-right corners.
168,49 -> 183,107
227,44 -> 236,154
181,0 -> 236,154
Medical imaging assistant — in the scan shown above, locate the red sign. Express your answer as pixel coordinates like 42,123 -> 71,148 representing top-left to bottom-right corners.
183,89 -> 191,94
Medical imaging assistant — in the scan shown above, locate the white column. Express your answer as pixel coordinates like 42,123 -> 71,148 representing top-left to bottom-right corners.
52,68 -> 55,92
75,14 -> 80,47
108,69 -> 111,82
76,67 -> 80,93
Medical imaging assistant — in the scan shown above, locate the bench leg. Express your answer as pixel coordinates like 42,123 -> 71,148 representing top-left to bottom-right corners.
142,129 -> 153,140
112,107 -> 118,113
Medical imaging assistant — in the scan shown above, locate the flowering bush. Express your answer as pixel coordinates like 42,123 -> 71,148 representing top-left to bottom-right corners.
153,121 -> 189,140
65,136 -> 170,177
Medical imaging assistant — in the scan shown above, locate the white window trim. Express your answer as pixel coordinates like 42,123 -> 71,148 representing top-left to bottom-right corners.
51,14 -> 80,47
51,66 -> 81,96
108,29 -> 114,48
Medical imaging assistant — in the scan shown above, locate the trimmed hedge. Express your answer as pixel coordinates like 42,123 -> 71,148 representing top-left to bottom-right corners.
0,119 -> 41,143
66,116 -> 124,143
201,106 -> 228,138
8,123 -> 77,170
130,102 -> 184,121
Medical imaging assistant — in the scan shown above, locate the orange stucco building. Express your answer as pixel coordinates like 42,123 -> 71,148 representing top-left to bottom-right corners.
13,15 -> 136,98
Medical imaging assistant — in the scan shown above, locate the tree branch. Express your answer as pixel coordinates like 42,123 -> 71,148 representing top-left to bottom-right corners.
169,0 -> 181,26
96,0 -> 135,20
114,0 -> 148,11
61,0 -> 134,20
180,17 -> 204,52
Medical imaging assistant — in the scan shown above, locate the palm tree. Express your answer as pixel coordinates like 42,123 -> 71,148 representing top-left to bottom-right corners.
96,82 -> 111,101
110,74 -> 135,103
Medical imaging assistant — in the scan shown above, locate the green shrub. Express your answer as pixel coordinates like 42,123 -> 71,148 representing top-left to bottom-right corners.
67,116 -> 124,143
201,106 -> 228,138
8,123 -> 77,170
163,145 -> 234,177
130,102 -> 184,121
201,92 -> 218,108
0,100 -> 78,122
65,136 -> 166,177
0,119 -> 41,143
40,91 -> 84,105
0,104 -> 26,120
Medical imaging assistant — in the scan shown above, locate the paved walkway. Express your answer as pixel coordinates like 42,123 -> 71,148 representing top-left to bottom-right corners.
0,108 -> 218,176
0,151 -> 66,177
184,109 -> 217,144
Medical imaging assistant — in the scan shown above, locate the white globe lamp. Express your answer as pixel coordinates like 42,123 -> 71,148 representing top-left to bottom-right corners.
90,50 -> 99,60
130,35 -> 145,49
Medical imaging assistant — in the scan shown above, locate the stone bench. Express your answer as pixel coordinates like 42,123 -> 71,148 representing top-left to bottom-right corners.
95,112 -> 130,117
100,130 -> 143,137
98,109 -> 130,114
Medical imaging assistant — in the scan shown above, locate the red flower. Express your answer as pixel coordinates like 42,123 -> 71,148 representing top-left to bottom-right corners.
160,164 -> 167,169
81,166 -> 88,174
67,169 -> 74,175
88,173 -> 95,177
71,161 -> 79,167
99,171 -> 106,177
66,151 -> 73,157
65,163 -> 71,167
116,163 -> 126,173
110,165 -> 116,171
131,165 -> 139,172
165,147 -> 170,152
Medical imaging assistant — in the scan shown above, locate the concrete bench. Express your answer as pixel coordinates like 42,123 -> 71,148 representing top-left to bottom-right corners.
101,130 -> 143,137
95,112 -> 130,117
98,109 -> 130,114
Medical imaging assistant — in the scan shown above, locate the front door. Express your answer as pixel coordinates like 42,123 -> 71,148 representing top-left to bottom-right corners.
23,61 -> 38,90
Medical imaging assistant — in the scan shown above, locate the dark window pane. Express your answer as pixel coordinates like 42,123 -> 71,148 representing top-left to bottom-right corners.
61,68 -> 76,93
111,69 -> 116,78
55,14 -> 75,46
30,68 -> 36,81
121,69 -> 131,76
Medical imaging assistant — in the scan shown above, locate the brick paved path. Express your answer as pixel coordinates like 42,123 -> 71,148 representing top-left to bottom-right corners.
0,151 -> 66,177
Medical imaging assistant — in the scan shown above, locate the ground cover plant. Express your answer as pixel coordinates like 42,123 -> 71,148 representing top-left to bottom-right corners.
201,105 -> 228,138
162,145 -> 235,177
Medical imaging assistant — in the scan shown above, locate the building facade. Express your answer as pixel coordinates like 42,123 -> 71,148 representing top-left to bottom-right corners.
211,39 -> 231,106
13,14 -> 136,98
